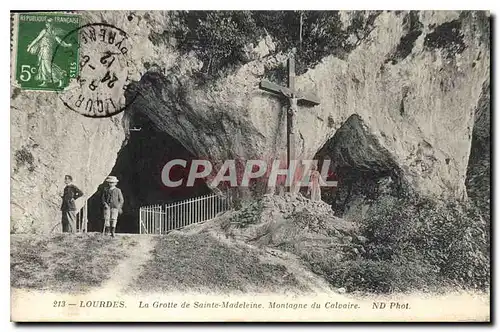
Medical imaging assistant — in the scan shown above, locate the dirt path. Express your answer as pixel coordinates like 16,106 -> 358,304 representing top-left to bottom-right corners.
96,235 -> 157,294
261,248 -> 334,295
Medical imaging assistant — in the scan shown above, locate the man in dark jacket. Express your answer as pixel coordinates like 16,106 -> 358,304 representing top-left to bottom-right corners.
60,175 -> 84,233
102,176 -> 124,237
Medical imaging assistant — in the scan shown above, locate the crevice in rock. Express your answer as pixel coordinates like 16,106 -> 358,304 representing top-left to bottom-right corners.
465,80 -> 490,221
423,18 -> 466,59
399,86 -> 410,116
385,11 -> 423,65
313,114 -> 404,217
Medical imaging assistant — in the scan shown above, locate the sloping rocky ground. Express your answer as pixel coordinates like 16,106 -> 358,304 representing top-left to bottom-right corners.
205,194 -> 366,270
198,191 -> 488,293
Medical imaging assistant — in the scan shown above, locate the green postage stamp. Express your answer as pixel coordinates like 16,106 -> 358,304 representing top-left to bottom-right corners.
13,12 -> 80,91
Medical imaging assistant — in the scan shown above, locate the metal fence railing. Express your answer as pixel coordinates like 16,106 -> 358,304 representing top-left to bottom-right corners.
139,193 -> 232,235
76,201 -> 88,233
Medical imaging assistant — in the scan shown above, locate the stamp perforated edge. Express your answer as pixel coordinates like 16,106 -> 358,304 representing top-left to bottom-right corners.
10,13 -> 20,89
10,11 -> 80,93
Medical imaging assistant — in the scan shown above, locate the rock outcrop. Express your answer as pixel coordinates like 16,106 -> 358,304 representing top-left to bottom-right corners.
11,11 -> 490,232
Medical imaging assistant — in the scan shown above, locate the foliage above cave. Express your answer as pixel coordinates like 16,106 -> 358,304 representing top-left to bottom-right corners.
152,11 -> 381,80
168,11 -> 261,77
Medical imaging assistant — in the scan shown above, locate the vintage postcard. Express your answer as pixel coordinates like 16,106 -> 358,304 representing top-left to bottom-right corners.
10,10 -> 490,322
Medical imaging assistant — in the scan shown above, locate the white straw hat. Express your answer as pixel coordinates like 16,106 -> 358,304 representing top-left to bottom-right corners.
105,176 -> 119,183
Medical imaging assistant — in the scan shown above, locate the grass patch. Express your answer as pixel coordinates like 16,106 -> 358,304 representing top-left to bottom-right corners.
131,232 -> 305,294
11,233 -> 135,293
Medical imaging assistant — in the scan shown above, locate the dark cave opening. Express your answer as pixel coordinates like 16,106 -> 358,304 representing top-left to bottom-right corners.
313,114 -> 403,217
86,111 -> 211,233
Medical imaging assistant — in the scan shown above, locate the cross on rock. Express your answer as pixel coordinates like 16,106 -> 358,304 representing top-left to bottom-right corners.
259,52 -> 320,192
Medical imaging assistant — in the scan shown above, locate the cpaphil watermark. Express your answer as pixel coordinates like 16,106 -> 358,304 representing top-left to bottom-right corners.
161,159 -> 338,188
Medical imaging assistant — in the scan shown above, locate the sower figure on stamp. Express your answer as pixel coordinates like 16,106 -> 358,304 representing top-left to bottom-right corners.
26,18 -> 72,87
60,175 -> 84,233
101,176 -> 124,237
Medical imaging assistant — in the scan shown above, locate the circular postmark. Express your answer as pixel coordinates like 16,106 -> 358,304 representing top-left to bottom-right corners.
52,23 -> 138,118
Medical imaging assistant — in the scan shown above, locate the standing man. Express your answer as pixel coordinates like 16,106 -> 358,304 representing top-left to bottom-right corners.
60,175 -> 84,233
102,176 -> 124,237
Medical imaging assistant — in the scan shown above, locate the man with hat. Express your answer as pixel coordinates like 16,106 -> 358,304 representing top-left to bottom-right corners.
101,176 -> 124,237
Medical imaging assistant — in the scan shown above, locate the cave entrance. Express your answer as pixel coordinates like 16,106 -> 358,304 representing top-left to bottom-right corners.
313,114 -> 402,217
85,112 -> 211,233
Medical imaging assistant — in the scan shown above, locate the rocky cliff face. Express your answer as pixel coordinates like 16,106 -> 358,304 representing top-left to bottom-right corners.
11,10 -> 490,233
11,91 -> 126,233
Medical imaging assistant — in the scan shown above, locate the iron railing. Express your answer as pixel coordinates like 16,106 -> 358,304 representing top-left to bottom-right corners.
76,201 -> 88,232
139,193 -> 232,234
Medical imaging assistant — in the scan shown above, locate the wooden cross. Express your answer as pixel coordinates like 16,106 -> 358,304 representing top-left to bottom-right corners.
259,52 -> 320,192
